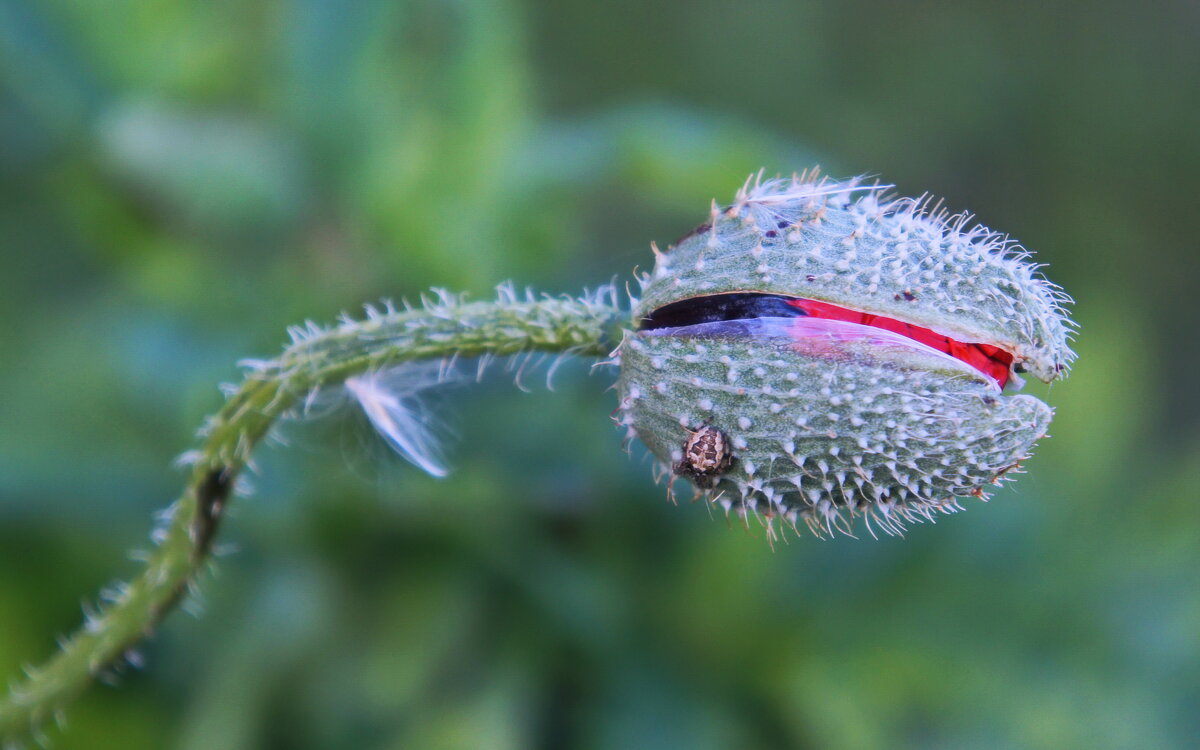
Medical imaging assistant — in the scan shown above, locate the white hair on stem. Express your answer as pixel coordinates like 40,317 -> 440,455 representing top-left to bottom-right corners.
344,361 -> 461,478
337,343 -> 583,479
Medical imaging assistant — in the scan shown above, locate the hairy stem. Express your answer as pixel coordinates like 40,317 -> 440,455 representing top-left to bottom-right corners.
0,286 -> 628,745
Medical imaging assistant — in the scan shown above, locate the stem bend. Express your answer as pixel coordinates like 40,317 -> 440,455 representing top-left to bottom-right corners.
1,285 -> 627,745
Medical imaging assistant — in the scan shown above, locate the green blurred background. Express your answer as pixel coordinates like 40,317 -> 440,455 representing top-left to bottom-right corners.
2,1 -> 1197,748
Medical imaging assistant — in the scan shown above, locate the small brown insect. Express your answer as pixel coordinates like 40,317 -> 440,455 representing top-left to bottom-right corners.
674,424 -> 734,489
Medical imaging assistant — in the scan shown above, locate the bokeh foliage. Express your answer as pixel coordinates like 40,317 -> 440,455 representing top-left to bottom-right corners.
1,1 -> 1198,748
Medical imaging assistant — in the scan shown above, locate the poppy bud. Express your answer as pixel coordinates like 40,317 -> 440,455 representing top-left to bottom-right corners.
616,173 -> 1076,537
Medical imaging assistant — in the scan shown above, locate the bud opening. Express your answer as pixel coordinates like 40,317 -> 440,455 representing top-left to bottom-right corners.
641,292 -> 1015,388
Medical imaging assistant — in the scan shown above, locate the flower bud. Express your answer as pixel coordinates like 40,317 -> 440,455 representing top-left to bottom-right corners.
616,173 -> 1076,537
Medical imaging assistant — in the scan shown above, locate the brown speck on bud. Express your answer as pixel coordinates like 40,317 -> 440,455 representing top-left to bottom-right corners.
674,424 -> 734,488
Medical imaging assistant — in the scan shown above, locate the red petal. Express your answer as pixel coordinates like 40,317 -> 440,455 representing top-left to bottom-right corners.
784,298 -> 1013,387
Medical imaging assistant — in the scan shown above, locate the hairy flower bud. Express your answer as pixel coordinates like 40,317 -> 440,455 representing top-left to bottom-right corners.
616,173 -> 1076,537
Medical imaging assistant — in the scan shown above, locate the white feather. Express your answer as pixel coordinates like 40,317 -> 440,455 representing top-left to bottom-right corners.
344,362 -> 458,478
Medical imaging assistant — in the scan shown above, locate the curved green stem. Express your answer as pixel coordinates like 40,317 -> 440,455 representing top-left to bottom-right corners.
0,286 -> 628,745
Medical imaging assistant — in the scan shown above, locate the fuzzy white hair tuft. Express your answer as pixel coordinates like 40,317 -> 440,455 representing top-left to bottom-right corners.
344,361 -> 461,478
